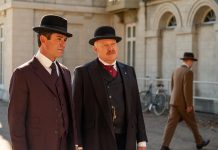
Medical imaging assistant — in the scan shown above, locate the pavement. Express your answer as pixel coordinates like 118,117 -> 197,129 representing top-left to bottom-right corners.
0,100 -> 218,150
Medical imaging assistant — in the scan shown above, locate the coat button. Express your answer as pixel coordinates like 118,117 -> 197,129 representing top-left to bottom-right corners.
109,95 -> 112,99
54,130 -> 58,134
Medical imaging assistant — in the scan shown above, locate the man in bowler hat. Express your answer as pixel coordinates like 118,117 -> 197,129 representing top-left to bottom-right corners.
8,15 -> 74,150
160,52 -> 210,150
73,26 -> 148,150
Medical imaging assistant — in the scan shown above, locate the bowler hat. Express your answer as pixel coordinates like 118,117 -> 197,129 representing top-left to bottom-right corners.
33,15 -> 72,37
180,52 -> 198,61
89,26 -> 122,45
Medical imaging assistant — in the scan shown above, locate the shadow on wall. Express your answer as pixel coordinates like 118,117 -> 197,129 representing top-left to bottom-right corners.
0,100 -> 12,150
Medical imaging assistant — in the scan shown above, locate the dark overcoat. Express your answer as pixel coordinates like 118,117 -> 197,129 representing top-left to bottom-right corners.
73,59 -> 148,150
8,57 -> 74,150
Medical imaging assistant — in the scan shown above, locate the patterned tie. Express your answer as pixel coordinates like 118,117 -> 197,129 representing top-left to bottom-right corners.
50,62 -> 58,82
102,65 -> 118,78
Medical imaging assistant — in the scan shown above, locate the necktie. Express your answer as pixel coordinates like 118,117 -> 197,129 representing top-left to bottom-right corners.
103,65 -> 118,78
50,63 -> 58,82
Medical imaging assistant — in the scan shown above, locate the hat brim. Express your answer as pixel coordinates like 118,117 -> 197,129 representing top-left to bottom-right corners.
33,27 -> 72,37
180,58 -> 198,61
89,36 -> 122,45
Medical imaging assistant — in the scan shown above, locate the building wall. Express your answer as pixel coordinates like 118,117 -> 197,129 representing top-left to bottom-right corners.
1,0 -> 218,114
0,0 -> 126,101
144,0 -> 218,113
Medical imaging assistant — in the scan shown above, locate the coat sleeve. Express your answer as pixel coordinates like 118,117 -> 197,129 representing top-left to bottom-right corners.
8,69 -> 29,150
183,70 -> 193,107
72,67 -> 83,147
132,68 -> 148,143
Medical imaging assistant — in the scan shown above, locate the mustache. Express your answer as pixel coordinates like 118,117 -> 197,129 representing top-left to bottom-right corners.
106,50 -> 116,55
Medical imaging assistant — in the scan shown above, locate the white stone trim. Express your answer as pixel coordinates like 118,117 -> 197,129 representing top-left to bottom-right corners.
186,0 -> 218,27
0,1 -> 107,14
151,2 -> 182,31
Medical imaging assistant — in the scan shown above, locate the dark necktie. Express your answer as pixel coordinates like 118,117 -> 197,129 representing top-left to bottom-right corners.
102,65 -> 118,78
50,62 -> 58,82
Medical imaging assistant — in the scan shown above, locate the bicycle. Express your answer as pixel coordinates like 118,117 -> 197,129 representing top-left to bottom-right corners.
140,83 -> 168,116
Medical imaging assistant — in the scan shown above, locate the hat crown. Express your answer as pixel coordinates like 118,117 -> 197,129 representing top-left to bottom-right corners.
184,52 -> 194,58
94,26 -> 116,37
183,52 -> 195,58
40,15 -> 67,32
89,26 -> 122,45
180,52 -> 198,61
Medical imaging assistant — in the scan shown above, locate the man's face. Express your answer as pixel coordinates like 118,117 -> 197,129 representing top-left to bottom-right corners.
93,39 -> 118,64
40,33 -> 67,61
185,59 -> 194,67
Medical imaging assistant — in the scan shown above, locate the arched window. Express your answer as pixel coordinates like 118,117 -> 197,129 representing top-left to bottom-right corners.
204,10 -> 216,23
167,16 -> 177,28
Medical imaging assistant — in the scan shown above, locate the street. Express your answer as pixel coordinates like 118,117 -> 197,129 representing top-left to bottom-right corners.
0,100 -> 218,150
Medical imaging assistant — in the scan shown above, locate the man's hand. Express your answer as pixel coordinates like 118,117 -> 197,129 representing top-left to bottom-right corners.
186,106 -> 193,113
138,146 -> 146,150
75,145 -> 83,150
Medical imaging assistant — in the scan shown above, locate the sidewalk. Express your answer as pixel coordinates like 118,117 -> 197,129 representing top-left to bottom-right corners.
0,100 -> 218,150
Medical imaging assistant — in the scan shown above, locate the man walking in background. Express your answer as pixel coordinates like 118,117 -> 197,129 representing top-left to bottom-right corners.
8,15 -> 74,150
73,26 -> 148,150
160,52 -> 210,150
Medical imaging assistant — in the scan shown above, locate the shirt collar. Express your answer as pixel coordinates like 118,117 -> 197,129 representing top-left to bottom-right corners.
35,50 -> 56,69
182,62 -> 191,69
98,58 -> 116,66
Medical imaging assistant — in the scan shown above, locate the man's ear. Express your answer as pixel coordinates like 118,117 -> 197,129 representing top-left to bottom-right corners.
93,46 -> 97,53
40,35 -> 47,44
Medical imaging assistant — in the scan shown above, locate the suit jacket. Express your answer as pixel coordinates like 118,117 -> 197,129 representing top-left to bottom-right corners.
170,65 -> 193,109
8,57 -> 74,150
73,59 -> 147,150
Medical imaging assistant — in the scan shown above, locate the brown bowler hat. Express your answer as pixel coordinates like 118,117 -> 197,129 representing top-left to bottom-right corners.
180,52 -> 198,61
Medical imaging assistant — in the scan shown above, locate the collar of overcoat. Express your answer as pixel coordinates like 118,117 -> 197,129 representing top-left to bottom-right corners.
88,59 -> 132,137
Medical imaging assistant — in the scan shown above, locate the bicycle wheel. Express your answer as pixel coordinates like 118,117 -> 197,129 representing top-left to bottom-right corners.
153,93 -> 167,116
139,91 -> 152,113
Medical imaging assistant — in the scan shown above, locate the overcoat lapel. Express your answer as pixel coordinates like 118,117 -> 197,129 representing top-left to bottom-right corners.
88,59 -> 115,138
30,57 -> 57,96
117,62 -> 131,120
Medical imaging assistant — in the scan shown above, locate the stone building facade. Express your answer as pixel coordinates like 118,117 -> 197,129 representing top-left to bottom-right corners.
0,0 -> 218,113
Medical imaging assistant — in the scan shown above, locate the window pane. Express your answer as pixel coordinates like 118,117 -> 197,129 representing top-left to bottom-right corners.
132,41 -> 135,67
167,16 -> 177,27
128,27 -> 131,38
204,10 -> 216,23
133,26 -> 136,37
127,41 -> 131,65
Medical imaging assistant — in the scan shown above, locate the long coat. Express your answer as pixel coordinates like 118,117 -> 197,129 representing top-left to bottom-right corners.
8,57 -> 74,150
73,59 -> 147,150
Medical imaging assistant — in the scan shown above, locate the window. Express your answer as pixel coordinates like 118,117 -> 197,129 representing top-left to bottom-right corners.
204,10 -> 216,23
0,25 -> 3,84
126,24 -> 136,67
167,16 -> 177,28
108,0 -> 120,4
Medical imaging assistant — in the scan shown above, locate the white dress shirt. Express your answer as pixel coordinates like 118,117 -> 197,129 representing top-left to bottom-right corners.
35,51 -> 59,76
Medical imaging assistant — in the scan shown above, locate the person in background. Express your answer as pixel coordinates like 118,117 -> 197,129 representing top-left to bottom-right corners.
160,52 -> 210,150
8,15 -> 75,150
73,26 -> 148,150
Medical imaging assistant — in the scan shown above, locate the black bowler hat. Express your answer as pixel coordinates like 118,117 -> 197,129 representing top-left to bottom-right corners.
180,52 -> 198,61
89,26 -> 122,45
33,15 -> 72,37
